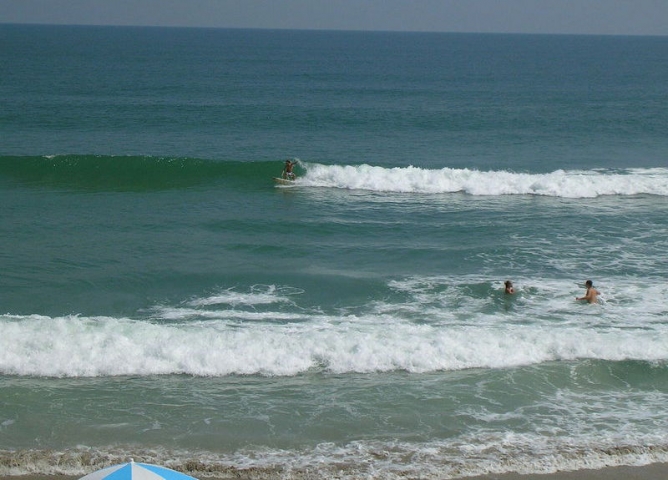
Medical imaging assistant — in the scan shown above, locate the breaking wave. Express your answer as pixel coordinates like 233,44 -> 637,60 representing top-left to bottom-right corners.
2,155 -> 667,197
297,164 -> 668,198
2,279 -> 667,378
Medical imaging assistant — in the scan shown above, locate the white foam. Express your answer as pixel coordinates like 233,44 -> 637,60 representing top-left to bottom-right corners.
2,434 -> 668,479
1,277 -> 667,377
297,164 -> 668,198
185,285 -> 301,307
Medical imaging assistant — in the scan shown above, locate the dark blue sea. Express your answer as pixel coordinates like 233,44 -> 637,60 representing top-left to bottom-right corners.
1,24 -> 668,479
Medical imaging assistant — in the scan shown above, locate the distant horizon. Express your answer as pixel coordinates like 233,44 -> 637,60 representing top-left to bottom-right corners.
1,0 -> 667,37
2,22 -> 667,38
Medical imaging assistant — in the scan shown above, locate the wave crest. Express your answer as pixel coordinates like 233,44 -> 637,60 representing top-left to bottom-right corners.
299,164 -> 668,198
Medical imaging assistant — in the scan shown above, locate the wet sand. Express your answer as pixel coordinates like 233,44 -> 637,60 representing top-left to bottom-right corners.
3,463 -> 668,480
466,463 -> 668,480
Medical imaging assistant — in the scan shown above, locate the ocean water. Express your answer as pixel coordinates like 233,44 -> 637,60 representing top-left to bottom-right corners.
1,25 -> 668,479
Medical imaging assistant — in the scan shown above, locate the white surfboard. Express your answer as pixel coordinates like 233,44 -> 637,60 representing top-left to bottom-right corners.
273,177 -> 295,185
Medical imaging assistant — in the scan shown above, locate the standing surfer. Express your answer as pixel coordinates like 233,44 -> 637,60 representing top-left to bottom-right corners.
282,160 -> 296,180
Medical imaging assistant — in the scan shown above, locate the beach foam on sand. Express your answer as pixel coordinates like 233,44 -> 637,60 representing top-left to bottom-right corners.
3,463 -> 668,480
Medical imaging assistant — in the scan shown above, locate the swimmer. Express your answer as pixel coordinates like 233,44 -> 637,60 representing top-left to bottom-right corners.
576,280 -> 600,304
504,280 -> 515,295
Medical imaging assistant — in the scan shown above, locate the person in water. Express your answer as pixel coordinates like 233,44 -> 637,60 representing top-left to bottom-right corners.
576,280 -> 600,304
504,280 -> 515,294
282,160 -> 296,180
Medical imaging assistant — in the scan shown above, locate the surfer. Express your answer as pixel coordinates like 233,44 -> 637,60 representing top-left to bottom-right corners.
576,280 -> 600,304
282,160 -> 296,180
504,280 -> 515,295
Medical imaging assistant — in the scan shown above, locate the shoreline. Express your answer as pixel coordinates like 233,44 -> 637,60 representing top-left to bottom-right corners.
2,463 -> 668,480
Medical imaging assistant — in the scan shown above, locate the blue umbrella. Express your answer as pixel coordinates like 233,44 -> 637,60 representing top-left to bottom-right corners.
79,460 -> 198,480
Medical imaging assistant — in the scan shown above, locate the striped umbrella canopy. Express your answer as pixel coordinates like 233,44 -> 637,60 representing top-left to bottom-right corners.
79,461 -> 198,480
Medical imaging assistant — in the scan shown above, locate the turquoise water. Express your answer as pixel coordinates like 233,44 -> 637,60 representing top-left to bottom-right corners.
1,25 -> 668,479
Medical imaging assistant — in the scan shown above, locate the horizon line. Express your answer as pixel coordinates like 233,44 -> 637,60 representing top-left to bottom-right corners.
1,21 -> 667,39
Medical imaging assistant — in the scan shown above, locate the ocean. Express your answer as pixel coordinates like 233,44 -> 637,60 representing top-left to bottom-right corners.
1,24 -> 667,479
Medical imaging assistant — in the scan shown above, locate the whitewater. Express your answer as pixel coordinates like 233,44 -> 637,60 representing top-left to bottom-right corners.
3,275 -> 667,378
296,163 -> 668,197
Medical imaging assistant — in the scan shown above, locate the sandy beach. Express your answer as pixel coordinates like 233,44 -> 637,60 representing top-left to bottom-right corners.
3,463 -> 668,480
466,463 -> 668,480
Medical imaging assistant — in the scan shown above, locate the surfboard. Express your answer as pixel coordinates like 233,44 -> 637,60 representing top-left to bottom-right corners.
273,177 -> 295,185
